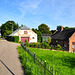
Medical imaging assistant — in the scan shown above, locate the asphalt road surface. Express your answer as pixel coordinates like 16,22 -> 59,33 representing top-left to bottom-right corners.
0,40 -> 24,75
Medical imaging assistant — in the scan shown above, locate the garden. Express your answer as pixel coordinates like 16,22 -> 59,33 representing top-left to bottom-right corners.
17,42 -> 75,75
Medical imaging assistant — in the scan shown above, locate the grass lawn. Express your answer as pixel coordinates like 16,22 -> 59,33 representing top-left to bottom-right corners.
27,47 -> 75,75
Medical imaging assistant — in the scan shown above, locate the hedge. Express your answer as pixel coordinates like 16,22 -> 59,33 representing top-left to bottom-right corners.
12,36 -> 19,43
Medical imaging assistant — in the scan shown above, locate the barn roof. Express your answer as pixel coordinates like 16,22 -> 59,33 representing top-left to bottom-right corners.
51,29 -> 75,40
9,25 -> 30,36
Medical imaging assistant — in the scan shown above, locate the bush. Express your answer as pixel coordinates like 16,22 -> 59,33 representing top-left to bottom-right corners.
29,42 -> 51,49
29,43 -> 38,48
48,37 -> 51,45
25,40 -> 29,47
41,42 -> 50,49
13,36 -> 19,43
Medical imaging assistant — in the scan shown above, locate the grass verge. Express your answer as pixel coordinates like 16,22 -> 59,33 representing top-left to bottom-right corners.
27,47 -> 75,75
17,46 -> 46,75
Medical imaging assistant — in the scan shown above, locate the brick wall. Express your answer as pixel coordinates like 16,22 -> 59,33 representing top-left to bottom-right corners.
69,32 -> 75,52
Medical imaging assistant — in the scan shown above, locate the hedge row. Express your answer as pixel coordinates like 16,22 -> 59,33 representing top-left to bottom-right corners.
25,41 -> 63,50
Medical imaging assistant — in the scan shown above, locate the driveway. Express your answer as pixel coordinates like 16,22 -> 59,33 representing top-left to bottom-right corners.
0,40 -> 24,75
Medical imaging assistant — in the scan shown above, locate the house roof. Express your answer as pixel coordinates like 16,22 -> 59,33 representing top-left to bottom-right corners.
9,25 -> 30,36
42,34 -> 52,37
52,29 -> 75,40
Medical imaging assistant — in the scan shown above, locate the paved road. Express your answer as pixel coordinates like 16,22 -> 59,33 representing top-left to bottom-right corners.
0,40 -> 24,75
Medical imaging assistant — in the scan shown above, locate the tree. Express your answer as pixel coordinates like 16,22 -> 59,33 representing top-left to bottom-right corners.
63,26 -> 75,30
38,23 -> 52,34
1,20 -> 19,37
32,28 -> 38,33
48,37 -> 51,44
51,30 -> 56,34
57,25 -> 62,31
37,31 -> 42,42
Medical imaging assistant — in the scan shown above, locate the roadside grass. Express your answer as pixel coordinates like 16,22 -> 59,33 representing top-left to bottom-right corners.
27,47 -> 75,75
17,46 -> 75,75
17,46 -> 45,75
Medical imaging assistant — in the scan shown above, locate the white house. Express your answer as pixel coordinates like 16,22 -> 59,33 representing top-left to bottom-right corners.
9,25 -> 37,43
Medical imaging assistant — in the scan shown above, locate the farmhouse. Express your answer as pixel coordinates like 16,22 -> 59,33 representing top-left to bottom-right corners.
9,25 -> 37,43
51,27 -> 75,52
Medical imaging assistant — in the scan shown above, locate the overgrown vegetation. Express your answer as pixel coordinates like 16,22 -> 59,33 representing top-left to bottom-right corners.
12,36 -> 19,43
27,47 -> 75,75
17,46 -> 75,75
25,40 -> 29,47
17,46 -> 45,75
28,42 -> 63,51
6,36 -> 19,43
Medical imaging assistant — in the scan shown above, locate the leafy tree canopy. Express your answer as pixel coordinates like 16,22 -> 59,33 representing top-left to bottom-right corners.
38,23 -> 52,34
1,20 -> 19,37
57,25 -> 62,31
57,25 -> 75,31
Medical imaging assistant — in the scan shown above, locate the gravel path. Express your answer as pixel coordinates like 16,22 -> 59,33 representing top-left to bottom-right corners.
0,40 -> 24,75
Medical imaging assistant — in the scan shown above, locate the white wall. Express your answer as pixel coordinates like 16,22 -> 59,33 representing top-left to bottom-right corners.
14,29 -> 37,43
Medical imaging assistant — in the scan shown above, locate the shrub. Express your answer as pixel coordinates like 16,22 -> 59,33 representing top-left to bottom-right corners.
41,42 -> 50,49
48,37 -> 51,45
29,43 -> 38,48
13,36 -> 19,43
25,40 -> 29,47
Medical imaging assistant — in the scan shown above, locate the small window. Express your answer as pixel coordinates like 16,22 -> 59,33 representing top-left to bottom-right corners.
72,42 -> 75,48
64,44 -> 67,47
24,31 -> 27,34
32,37 -> 35,39
72,42 -> 75,44
44,37 -> 46,39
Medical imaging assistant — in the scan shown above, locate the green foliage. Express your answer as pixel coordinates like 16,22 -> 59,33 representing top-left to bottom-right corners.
38,23 -> 52,34
13,36 -> 19,43
63,26 -> 75,30
29,43 -> 38,48
25,40 -> 29,47
41,42 -> 50,49
51,30 -> 56,34
17,46 -> 44,75
1,20 -> 19,37
48,37 -> 51,44
28,47 -> 75,75
29,42 -> 50,49
57,25 -> 62,31
37,31 -> 42,43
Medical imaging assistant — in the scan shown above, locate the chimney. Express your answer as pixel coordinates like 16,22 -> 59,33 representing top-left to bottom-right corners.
61,26 -> 63,31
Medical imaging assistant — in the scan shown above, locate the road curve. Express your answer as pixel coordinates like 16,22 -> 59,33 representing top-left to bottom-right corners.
0,40 -> 24,75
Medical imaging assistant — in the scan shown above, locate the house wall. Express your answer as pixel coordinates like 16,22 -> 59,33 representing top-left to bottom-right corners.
69,32 -> 75,52
13,29 -> 37,43
51,40 -> 69,50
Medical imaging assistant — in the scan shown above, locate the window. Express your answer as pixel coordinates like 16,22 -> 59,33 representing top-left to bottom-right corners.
72,42 -> 75,48
32,37 -> 35,39
64,44 -> 67,47
24,31 -> 27,34
44,37 -> 46,39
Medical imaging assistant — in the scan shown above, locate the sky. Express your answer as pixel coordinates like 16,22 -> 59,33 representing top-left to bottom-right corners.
0,0 -> 75,30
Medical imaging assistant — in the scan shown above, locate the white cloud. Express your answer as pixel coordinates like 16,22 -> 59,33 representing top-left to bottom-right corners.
15,0 -> 42,21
